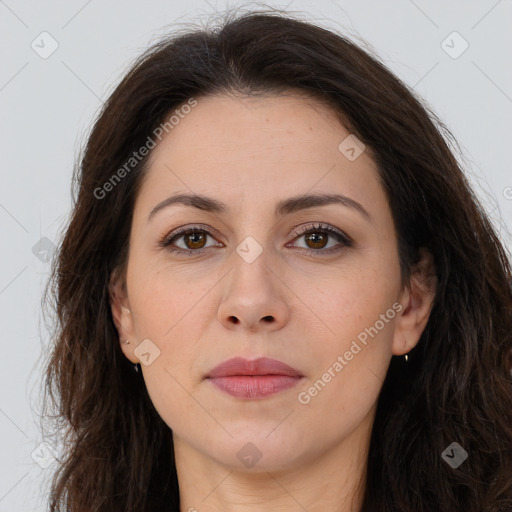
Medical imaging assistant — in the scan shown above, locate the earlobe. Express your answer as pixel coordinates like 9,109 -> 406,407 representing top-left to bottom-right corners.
392,248 -> 437,356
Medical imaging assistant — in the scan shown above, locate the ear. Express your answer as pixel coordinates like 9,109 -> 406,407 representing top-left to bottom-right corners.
392,247 -> 437,356
108,268 -> 138,363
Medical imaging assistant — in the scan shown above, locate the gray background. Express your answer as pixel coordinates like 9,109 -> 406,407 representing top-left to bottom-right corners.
1,0 -> 511,510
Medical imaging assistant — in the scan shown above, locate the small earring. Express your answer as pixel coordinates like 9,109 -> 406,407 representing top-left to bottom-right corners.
404,353 -> 409,362
134,363 -> 140,372
124,340 -> 130,345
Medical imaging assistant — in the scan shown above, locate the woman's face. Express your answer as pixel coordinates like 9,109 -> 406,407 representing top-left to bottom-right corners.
111,92 -> 433,473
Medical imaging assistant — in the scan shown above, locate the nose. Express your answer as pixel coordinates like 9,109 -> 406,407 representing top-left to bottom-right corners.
217,248 -> 290,333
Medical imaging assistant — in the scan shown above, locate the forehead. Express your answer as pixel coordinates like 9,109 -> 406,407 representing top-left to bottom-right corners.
151,92 -> 348,158
135,92 -> 384,220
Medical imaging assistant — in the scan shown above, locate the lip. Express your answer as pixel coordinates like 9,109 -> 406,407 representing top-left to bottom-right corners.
205,357 -> 304,399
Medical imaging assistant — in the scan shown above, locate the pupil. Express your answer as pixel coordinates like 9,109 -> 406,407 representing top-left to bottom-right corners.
187,232 -> 205,248
307,232 -> 326,248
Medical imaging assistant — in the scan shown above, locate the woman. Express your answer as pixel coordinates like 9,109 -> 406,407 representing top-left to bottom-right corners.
43,8 -> 512,512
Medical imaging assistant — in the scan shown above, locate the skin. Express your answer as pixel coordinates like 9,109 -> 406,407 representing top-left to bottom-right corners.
110,92 -> 436,512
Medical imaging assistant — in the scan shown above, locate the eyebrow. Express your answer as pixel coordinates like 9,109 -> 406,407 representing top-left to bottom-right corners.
147,192 -> 372,222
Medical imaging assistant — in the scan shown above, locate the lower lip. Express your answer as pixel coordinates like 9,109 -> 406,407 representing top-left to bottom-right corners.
207,375 -> 303,399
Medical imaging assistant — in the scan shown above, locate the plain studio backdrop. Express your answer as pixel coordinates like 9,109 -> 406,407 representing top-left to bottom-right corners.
0,0 -> 511,510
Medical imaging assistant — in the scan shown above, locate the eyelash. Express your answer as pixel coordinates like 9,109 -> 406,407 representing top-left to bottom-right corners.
158,222 -> 353,257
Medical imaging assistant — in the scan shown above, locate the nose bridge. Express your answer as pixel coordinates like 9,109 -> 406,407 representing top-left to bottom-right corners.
229,235 -> 277,304
217,234 -> 289,330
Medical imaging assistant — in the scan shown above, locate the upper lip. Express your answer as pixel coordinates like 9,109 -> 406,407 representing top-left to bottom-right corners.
205,357 -> 303,378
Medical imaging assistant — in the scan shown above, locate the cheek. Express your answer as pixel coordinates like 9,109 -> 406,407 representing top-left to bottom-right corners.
296,305 -> 395,438
292,265 -> 397,405
126,265 -> 216,412
129,258 -> 213,337
292,257 -> 398,340
127,266 -> 210,430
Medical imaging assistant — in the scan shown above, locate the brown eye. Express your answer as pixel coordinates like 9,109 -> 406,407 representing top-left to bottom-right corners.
159,227 -> 221,255
182,231 -> 207,250
160,223 -> 352,256
290,223 -> 353,255
304,232 -> 328,250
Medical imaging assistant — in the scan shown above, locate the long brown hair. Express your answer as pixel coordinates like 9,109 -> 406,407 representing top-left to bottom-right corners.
43,8 -> 512,511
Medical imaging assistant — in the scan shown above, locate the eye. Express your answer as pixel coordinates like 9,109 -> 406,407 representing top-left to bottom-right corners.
288,223 -> 353,254
158,225 -> 223,255
159,222 -> 353,256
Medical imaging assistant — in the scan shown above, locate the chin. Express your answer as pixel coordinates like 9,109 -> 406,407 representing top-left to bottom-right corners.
201,430 -> 314,473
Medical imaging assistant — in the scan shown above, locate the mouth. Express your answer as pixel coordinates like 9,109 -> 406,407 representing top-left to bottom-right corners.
205,357 -> 304,399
